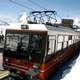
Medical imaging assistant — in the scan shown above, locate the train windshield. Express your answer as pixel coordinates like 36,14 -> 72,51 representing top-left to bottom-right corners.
5,33 -> 29,52
4,31 -> 46,63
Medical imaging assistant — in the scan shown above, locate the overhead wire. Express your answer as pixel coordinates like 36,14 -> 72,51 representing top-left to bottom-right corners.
8,0 -> 34,11
27,0 -> 56,22
27,0 -> 47,10
8,0 -> 61,22
26,0 -> 60,21
27,0 -> 57,14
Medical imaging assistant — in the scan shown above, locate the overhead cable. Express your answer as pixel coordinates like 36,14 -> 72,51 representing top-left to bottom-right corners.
8,0 -> 34,10
27,0 -> 47,10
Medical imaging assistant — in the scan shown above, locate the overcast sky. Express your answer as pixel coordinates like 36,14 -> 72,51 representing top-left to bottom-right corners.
0,0 -> 80,21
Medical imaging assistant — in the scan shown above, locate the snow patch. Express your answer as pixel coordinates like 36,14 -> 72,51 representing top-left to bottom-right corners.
61,54 -> 80,80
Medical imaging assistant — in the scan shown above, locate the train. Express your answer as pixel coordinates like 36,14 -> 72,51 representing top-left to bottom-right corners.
3,11 -> 80,80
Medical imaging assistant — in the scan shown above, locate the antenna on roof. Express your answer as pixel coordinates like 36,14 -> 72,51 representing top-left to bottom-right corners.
29,11 -> 44,23
29,10 -> 57,24
43,10 -> 57,24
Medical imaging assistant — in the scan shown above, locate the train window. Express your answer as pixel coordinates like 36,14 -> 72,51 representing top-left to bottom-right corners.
5,34 -> 29,51
58,35 -> 63,42
68,40 -> 72,46
63,42 -> 67,48
63,35 -> 68,48
57,43 -> 62,51
64,36 -> 68,41
6,35 -> 19,51
73,36 -> 76,44
30,34 -> 42,54
72,36 -> 75,44
69,35 -> 72,40
78,36 -> 80,38
4,31 -> 46,64
68,35 -> 73,46
72,36 -> 74,40
77,36 -> 80,42
45,35 -> 56,62
47,35 -> 55,55
48,40 -> 55,55
56,35 -> 63,51
74,36 -> 79,43
71,40 -> 74,44
76,36 -> 79,39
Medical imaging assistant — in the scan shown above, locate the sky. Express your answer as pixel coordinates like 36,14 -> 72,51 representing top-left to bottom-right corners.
0,0 -> 80,22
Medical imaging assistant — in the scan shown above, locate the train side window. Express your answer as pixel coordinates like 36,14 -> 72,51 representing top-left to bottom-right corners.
58,35 -> 63,42
47,35 -> 56,55
76,36 -> 79,42
68,40 -> 72,46
78,36 -> 80,42
64,35 -> 68,41
73,36 -> 76,44
78,36 -> 80,41
68,35 -> 72,46
74,36 -> 77,44
45,35 -> 56,62
57,43 -> 62,51
63,35 -> 68,48
63,42 -> 68,48
57,35 -> 63,51
69,35 -> 72,40
72,35 -> 75,44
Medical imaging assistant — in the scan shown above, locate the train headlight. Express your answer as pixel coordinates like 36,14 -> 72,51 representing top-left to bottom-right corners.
32,65 -> 39,72
4,58 -> 9,62
5,58 -> 8,61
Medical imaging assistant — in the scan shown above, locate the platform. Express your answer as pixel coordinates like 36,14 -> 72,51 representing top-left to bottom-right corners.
0,70 -> 10,79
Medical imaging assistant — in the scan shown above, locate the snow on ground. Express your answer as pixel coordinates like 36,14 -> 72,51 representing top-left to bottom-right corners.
61,54 -> 80,80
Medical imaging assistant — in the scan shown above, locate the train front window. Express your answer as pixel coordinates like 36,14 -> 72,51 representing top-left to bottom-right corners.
30,35 -> 42,54
5,34 -> 29,52
4,32 -> 45,63
28,34 -> 44,63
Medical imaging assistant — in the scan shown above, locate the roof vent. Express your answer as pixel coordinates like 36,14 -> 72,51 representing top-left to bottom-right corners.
21,24 -> 29,29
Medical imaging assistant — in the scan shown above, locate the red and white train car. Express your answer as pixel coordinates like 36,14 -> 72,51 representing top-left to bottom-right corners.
3,23 -> 80,80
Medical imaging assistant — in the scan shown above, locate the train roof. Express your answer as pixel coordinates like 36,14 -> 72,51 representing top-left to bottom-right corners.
46,25 -> 78,35
5,23 -> 80,36
26,24 -> 80,35
27,24 -> 47,31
